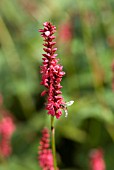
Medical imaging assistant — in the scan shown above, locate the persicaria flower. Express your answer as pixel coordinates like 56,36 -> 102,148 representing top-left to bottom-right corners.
0,116 -> 15,157
89,148 -> 106,170
39,22 -> 65,119
38,128 -> 54,170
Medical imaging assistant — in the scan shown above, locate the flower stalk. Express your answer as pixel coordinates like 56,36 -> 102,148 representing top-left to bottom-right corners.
51,116 -> 57,170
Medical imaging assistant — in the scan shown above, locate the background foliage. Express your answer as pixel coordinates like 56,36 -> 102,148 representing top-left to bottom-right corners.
0,0 -> 114,169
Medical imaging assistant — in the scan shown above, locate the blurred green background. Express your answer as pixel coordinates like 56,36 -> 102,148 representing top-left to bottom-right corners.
0,0 -> 114,169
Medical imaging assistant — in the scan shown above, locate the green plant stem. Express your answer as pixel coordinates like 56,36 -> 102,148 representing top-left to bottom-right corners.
51,116 -> 57,170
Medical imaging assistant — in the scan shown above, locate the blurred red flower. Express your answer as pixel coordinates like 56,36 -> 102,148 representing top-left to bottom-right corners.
89,148 -> 106,170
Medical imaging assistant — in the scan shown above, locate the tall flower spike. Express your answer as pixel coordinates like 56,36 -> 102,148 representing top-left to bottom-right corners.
39,22 -> 65,119
38,128 -> 54,170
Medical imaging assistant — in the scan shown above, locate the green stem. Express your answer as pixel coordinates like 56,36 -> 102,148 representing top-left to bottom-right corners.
51,116 -> 57,170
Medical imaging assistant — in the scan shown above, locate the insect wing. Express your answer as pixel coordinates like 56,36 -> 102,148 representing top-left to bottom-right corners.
66,100 -> 74,107
64,109 -> 68,117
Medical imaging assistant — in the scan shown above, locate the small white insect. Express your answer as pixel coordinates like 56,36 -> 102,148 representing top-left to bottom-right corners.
60,100 -> 74,117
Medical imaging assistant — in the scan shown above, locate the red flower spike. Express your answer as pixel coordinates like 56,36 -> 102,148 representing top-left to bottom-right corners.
39,22 -> 65,119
